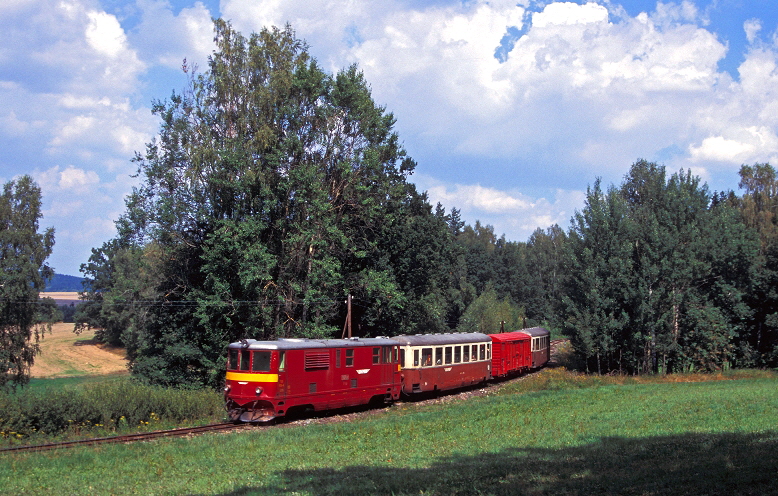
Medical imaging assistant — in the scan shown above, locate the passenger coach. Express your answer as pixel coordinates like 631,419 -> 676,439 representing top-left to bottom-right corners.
523,326 -> 551,368
393,333 -> 492,394
224,337 -> 401,422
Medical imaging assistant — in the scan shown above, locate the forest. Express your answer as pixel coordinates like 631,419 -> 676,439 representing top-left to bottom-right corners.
24,20 -> 778,388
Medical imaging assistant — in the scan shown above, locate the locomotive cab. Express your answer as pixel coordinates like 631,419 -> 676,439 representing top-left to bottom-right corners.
224,344 -> 284,422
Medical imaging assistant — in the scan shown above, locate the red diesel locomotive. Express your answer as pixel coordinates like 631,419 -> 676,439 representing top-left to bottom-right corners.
225,327 -> 550,422
224,337 -> 401,422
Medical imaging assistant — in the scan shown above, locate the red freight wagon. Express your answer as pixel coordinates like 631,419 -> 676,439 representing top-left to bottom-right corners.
224,337 -> 401,422
489,330 -> 532,377
393,333 -> 492,394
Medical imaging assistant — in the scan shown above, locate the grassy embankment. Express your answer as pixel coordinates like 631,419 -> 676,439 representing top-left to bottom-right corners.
2,367 -> 777,495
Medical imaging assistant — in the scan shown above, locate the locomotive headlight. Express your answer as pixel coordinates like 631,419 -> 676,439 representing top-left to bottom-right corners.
223,385 -> 231,393
255,387 -> 263,395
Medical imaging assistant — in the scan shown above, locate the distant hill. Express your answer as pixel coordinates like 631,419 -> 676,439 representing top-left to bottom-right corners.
44,274 -> 85,292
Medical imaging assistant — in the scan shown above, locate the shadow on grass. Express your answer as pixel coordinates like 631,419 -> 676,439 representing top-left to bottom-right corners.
218,431 -> 778,495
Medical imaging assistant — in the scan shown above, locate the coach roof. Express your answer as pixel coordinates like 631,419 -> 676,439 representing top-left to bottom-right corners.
391,333 -> 491,346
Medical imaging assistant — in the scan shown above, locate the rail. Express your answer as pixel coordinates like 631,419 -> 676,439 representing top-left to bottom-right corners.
0,422 -> 246,454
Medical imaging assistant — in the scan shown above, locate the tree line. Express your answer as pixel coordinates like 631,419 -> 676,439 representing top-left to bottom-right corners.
4,20 -> 778,389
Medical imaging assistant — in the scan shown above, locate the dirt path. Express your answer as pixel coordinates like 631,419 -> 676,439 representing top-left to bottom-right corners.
30,322 -> 129,378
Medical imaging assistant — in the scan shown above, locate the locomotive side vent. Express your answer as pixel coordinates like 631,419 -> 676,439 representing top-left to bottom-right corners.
305,352 -> 330,370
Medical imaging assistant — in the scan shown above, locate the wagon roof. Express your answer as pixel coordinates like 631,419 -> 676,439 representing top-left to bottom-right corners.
488,331 -> 531,343
228,337 -> 401,351
391,332 -> 491,346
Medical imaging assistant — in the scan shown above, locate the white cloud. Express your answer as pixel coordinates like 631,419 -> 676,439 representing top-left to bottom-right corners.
37,165 -> 100,194
426,182 -> 532,213
132,0 -> 215,70
85,10 -> 127,57
689,136 -> 755,163
415,174 -> 584,240
531,2 -> 608,28
744,18 -> 762,44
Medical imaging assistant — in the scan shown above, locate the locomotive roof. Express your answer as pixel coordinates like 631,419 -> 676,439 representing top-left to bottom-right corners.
391,332 -> 491,346
228,337 -> 401,350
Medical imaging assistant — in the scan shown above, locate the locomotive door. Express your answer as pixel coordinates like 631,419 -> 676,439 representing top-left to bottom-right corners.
381,346 -> 399,397
380,346 -> 392,384
277,350 -> 288,398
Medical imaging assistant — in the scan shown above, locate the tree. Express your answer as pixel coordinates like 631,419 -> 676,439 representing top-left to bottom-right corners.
81,20 -> 452,388
458,282 -> 525,333
0,175 -> 55,389
736,163 -> 778,365
562,161 -> 757,374
562,179 -> 634,374
522,225 -> 567,326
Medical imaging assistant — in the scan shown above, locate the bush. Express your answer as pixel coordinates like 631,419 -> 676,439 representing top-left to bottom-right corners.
0,379 -> 224,442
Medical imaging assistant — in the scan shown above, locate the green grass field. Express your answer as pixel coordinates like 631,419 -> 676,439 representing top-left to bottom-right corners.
2,369 -> 777,495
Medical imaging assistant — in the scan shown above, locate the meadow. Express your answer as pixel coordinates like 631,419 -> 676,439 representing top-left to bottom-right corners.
2,368 -> 777,495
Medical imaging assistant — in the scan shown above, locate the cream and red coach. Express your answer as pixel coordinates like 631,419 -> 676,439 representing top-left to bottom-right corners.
522,326 -> 551,368
225,337 -> 401,422
392,333 -> 493,394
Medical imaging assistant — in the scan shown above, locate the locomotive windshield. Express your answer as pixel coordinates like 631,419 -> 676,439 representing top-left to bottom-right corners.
228,349 -> 271,371
252,351 -> 272,372
228,349 -> 250,370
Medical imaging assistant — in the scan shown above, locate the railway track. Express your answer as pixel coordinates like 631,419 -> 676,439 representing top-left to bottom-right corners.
0,422 -> 246,454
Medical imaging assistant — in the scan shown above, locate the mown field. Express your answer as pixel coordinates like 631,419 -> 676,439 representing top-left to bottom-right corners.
29,322 -> 128,379
2,368 -> 777,495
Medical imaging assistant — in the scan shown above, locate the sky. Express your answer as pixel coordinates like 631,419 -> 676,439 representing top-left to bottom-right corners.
2,0 -> 778,276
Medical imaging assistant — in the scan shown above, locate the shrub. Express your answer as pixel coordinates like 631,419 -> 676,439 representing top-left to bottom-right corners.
0,378 -> 224,442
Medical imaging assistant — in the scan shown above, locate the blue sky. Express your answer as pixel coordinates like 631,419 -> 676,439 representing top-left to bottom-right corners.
2,0 -> 778,276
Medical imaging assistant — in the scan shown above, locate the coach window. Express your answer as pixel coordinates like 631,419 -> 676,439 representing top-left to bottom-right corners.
240,350 -> 251,371
472,345 -> 478,361
252,351 -> 271,372
454,346 -> 461,363
421,348 -> 433,367
487,343 -> 492,359
413,349 -> 420,367
463,346 -> 470,362
228,349 -> 239,370
373,347 -> 381,364
435,347 -> 443,365
445,346 -> 452,364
